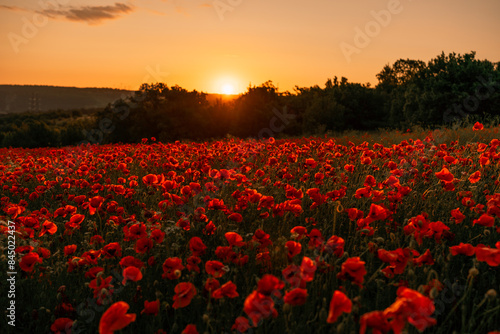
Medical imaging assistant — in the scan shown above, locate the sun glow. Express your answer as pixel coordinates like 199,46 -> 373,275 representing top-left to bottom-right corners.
220,83 -> 236,95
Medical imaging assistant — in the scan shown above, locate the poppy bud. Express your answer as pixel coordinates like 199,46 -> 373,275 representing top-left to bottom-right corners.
485,289 -> 497,301
468,267 -> 479,278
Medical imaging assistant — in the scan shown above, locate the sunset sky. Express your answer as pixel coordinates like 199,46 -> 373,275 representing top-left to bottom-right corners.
1,0 -> 499,94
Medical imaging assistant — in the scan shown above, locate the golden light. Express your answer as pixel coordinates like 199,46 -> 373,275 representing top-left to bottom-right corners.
221,83 -> 236,95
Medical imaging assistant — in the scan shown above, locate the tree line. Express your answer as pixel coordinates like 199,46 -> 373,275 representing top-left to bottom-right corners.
1,51 -> 499,148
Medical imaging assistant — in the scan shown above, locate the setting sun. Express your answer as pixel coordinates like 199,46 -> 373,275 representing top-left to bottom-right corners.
221,83 -> 236,95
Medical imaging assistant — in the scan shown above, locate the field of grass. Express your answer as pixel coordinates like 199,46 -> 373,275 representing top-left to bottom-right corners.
1,123 -> 499,333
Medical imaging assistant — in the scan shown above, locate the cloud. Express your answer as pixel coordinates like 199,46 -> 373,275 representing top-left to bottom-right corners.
39,2 -> 135,25
0,5 -> 30,12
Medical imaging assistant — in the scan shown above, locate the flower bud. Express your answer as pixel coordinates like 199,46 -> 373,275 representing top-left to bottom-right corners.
485,289 -> 497,301
468,267 -> 479,278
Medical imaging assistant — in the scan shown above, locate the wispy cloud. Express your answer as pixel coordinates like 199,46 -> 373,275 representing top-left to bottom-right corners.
0,5 -> 30,12
39,2 -> 135,25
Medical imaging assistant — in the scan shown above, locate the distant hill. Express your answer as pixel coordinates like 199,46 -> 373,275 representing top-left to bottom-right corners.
0,85 -> 135,114
0,85 -> 239,114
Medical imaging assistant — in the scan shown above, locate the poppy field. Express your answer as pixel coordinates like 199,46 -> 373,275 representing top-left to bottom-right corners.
1,124 -> 500,334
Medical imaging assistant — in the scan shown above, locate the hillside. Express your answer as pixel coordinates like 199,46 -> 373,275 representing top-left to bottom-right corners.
0,85 -> 135,114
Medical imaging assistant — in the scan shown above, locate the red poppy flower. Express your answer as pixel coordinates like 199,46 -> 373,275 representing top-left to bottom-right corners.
290,226 -> 308,240
135,237 -> 153,254
150,229 -> 165,244
285,241 -> 302,260
203,221 -> 217,235
231,316 -> 251,333
337,257 -> 367,288
20,252 -> 42,272
181,324 -> 199,334
141,300 -> 160,316
475,245 -> 500,266
189,236 -> 207,256
473,214 -> 495,227
98,301 -> 136,334
39,220 -> 57,237
162,257 -> 184,280
413,249 -> 434,266
377,248 -> 416,277
284,288 -> 308,306
142,174 -> 158,186
124,223 -> 147,241
205,278 -> 220,293
435,167 -> 454,182
367,203 -> 388,221
384,287 -> 436,332
299,256 -> 317,284
88,196 -> 104,215
186,255 -> 201,273
89,276 -> 113,300
205,260 -> 226,278
360,310 -> 391,334
122,266 -> 143,285
85,266 -> 104,279
243,290 -> 277,326
472,122 -> 484,131
344,164 -> 355,172
257,274 -> 284,297
327,290 -> 352,323
212,281 -> 239,299
252,229 -> 272,249
50,317 -> 73,334
36,247 -> 50,259
225,232 -> 245,247
450,208 -> 466,224
325,235 -> 345,257
102,243 -> 122,258
305,158 -> 317,168
228,212 -> 243,223
66,214 -> 85,229
90,235 -> 105,245
173,282 -> 197,309
346,208 -> 364,221
307,228 -> 324,249
119,256 -> 144,269
468,171 -> 481,184
450,243 -> 475,256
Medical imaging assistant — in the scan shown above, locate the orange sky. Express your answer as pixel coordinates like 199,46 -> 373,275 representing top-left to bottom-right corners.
1,0 -> 499,94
